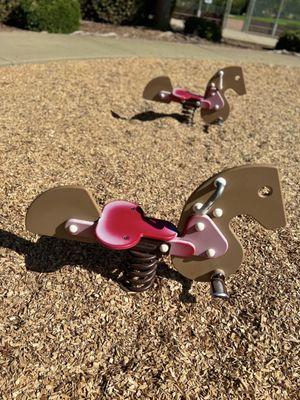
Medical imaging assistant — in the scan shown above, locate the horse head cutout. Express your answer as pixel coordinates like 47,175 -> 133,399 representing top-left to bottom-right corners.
201,66 -> 246,124
172,165 -> 286,286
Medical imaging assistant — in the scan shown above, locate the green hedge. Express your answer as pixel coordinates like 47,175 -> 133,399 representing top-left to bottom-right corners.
184,17 -> 222,42
8,0 -> 81,33
231,0 -> 248,15
80,0 -> 98,21
81,0 -> 146,25
275,30 -> 300,53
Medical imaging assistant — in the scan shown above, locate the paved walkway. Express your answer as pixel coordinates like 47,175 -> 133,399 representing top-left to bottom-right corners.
0,31 -> 299,67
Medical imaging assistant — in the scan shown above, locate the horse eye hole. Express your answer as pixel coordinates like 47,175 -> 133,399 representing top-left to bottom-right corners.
235,75 -> 240,81
258,186 -> 273,197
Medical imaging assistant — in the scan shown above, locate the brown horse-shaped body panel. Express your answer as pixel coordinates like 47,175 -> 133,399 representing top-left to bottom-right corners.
142,76 -> 173,103
172,165 -> 286,281
201,66 -> 246,124
25,186 -> 101,243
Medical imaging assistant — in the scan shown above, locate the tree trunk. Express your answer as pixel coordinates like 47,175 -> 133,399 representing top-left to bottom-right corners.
153,0 -> 173,31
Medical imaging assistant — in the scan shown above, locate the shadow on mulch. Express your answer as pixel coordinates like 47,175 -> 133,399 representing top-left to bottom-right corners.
0,229 -> 196,303
111,110 -> 186,123
111,110 -> 218,134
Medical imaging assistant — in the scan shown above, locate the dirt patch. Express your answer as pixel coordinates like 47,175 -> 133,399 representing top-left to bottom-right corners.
79,20 -> 266,49
78,20 -> 216,45
0,22 -> 19,31
0,59 -> 299,399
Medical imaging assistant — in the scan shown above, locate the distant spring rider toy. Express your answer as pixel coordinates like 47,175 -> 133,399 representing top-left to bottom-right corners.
26,165 -> 285,299
143,66 -> 246,126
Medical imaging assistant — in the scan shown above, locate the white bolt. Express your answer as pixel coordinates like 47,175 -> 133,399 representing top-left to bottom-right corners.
206,248 -> 216,258
213,208 -> 223,218
193,202 -> 203,212
195,222 -> 205,231
160,244 -> 169,253
211,82 -> 216,88
69,224 -> 78,234
215,104 -> 219,110
159,91 -> 170,99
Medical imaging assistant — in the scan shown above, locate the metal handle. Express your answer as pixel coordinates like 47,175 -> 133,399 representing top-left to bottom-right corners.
197,177 -> 226,215
218,70 -> 224,90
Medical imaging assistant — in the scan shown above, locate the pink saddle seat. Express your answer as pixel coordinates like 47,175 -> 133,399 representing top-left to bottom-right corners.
172,88 -> 203,102
95,200 -> 177,250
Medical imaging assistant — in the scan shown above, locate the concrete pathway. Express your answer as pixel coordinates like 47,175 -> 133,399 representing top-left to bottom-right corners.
0,31 -> 299,67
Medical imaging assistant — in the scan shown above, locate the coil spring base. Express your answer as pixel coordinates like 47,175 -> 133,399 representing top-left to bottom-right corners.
124,250 -> 158,292
181,102 -> 197,126
122,239 -> 162,292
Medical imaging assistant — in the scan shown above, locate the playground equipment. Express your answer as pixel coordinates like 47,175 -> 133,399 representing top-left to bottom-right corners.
143,66 -> 246,125
25,165 -> 285,298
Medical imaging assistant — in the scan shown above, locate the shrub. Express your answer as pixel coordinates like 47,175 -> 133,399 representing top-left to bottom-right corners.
230,0 -> 248,15
184,17 -> 222,42
81,0 -> 146,25
8,0 -> 81,33
275,30 -> 300,53
0,0 -> 19,22
79,0 -> 98,21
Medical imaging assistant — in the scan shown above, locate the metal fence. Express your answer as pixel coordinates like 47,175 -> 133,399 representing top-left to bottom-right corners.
174,0 -> 226,19
173,0 -> 300,37
242,0 -> 300,37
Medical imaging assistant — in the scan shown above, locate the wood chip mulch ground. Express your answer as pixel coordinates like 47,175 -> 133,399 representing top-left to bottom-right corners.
0,58 -> 299,399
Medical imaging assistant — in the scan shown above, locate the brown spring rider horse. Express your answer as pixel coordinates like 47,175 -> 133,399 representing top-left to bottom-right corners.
143,66 -> 247,126
25,165 -> 286,299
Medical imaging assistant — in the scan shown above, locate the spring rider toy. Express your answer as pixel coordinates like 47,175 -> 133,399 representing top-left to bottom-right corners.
25,165 -> 285,298
143,66 -> 246,126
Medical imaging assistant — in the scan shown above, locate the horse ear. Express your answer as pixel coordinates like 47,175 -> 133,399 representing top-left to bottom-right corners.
25,186 -> 101,243
201,66 -> 246,124
143,76 -> 173,102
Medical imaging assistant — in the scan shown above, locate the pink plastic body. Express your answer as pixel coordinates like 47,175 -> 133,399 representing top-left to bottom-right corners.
95,200 -> 177,250
204,89 -> 225,110
65,203 -> 228,259
172,88 -> 209,106
168,215 -> 228,258
160,87 -> 225,111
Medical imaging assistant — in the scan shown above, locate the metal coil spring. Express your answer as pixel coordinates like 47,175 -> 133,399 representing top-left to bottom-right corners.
124,250 -> 158,292
182,102 -> 197,126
